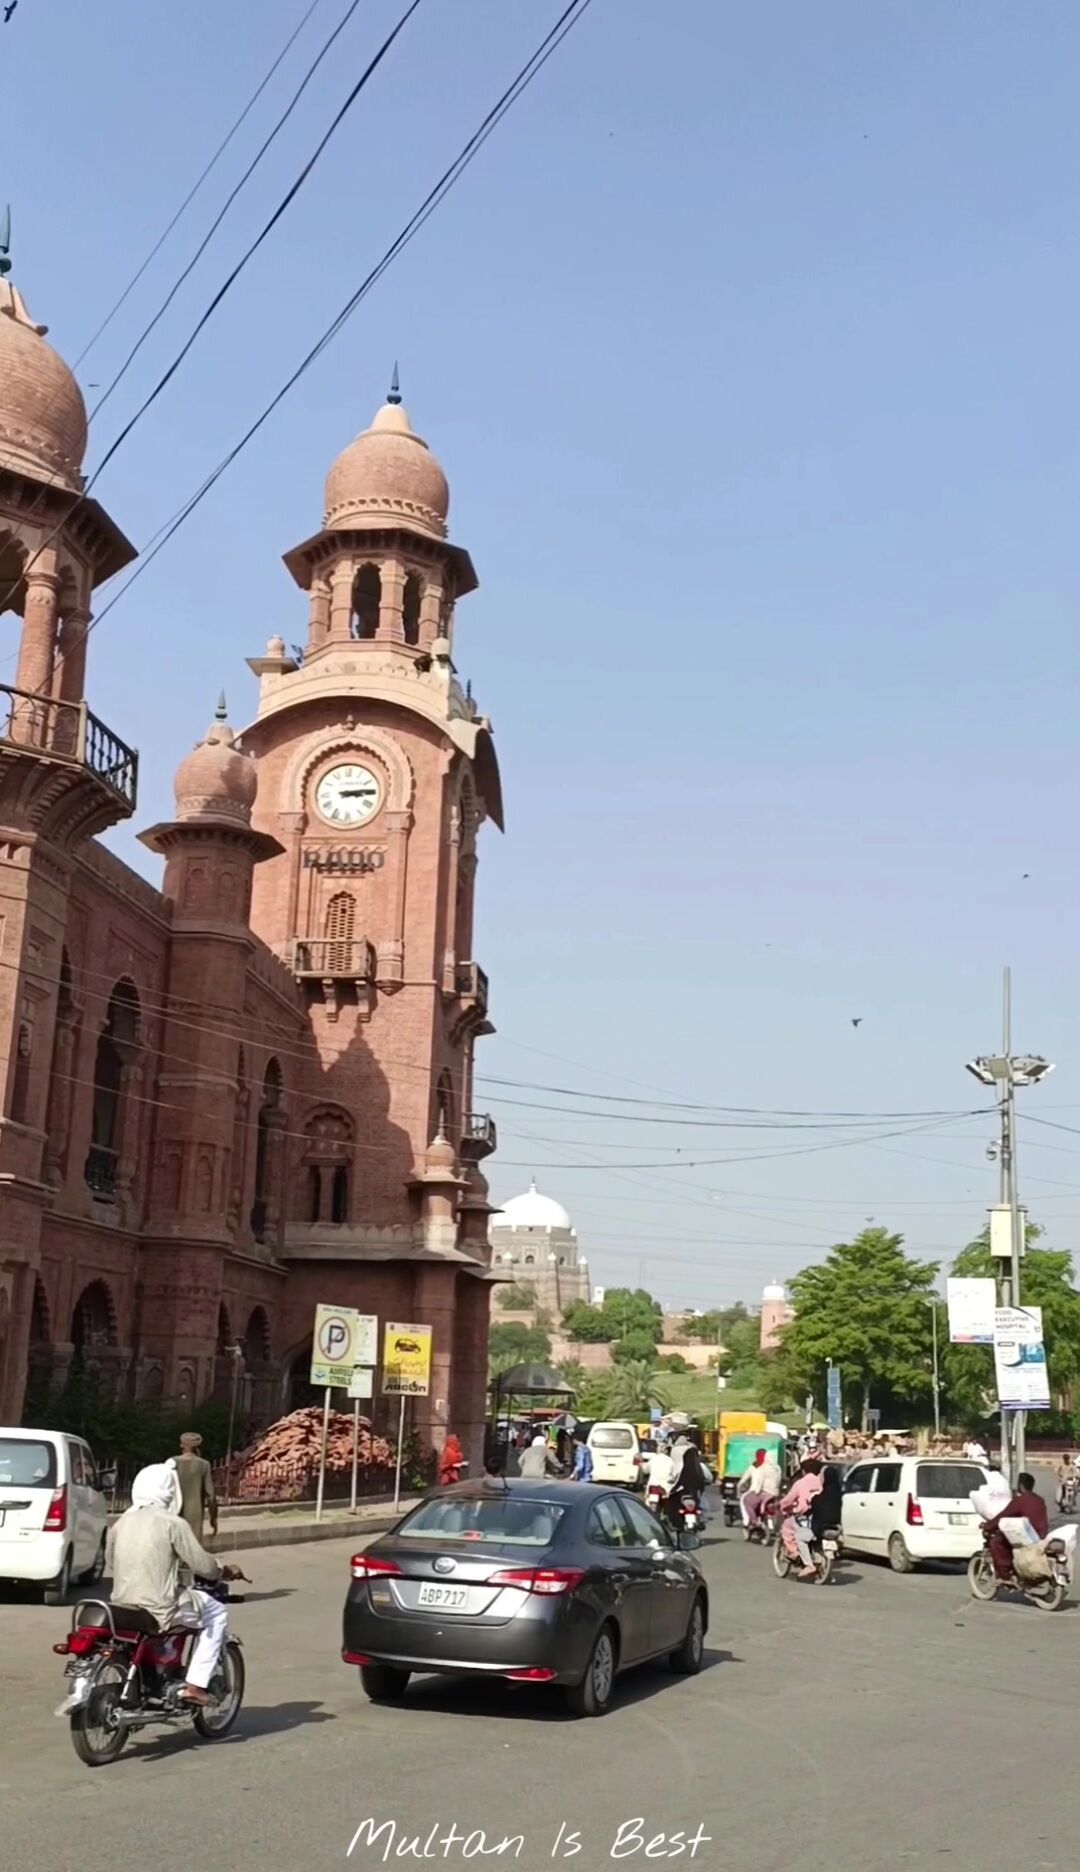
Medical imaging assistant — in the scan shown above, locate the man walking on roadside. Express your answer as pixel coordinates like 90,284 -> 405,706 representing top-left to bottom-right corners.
171,1431 -> 218,1545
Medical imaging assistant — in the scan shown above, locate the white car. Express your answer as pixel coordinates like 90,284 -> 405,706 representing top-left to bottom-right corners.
842,1455 -> 992,1572
0,1427 -> 109,1603
586,1421 -> 645,1488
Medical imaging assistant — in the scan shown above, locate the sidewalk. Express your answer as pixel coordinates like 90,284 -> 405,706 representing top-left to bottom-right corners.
202,1495 -> 420,1554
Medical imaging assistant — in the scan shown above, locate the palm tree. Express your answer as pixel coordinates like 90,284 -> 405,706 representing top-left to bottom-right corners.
606,1359 -> 671,1419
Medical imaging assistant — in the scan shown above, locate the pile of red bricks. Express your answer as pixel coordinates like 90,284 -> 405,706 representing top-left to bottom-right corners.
224,1405 -> 396,1498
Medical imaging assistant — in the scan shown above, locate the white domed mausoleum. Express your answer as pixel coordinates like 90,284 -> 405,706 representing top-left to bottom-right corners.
489,1182 -> 591,1315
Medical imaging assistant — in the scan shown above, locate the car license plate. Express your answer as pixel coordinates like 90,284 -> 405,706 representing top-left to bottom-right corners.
948,1513 -> 969,1526
417,1583 -> 468,1610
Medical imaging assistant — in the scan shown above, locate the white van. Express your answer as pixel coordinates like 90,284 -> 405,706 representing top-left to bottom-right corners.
0,1428 -> 109,1603
586,1421 -> 644,1488
841,1455 -> 992,1572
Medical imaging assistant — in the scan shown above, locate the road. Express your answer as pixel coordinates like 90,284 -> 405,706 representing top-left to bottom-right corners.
1,1510 -> 1077,1872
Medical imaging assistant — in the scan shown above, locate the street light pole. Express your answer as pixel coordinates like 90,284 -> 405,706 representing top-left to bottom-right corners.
965,967 -> 1053,1488
925,1298 -> 941,1438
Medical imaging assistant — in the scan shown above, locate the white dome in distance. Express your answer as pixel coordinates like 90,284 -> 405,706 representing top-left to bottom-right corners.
495,1180 -> 572,1232
762,1281 -> 787,1303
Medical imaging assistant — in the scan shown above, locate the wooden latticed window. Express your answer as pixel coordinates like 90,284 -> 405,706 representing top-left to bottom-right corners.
324,891 -> 356,973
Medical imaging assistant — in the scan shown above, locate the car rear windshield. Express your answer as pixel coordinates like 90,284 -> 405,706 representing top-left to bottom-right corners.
916,1463 -> 985,1500
398,1496 -> 567,1546
0,1438 -> 57,1488
591,1428 -> 634,1450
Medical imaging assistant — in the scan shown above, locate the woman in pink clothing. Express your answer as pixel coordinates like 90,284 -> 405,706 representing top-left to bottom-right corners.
779,1457 -> 824,1579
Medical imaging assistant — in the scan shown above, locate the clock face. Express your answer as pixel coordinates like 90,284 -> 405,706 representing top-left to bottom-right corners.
314,762 -> 382,826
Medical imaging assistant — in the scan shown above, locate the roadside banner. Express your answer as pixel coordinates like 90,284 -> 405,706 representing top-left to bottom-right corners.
946,1277 -> 997,1346
993,1305 -> 1050,1411
383,1321 -> 432,1397
309,1305 -> 378,1388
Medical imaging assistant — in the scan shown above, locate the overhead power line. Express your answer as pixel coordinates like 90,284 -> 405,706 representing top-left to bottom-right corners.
35,0 -> 597,662
0,0 -> 424,615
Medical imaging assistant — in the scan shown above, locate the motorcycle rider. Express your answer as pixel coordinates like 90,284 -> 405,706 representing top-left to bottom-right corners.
809,1461 -> 844,1549
738,1447 -> 781,1531
779,1455 -> 824,1579
109,1462 -> 242,1707
1055,1454 -> 1076,1510
985,1470 -> 1049,1581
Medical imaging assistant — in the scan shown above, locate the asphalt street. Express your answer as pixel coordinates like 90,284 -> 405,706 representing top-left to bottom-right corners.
1,1501 -> 1076,1872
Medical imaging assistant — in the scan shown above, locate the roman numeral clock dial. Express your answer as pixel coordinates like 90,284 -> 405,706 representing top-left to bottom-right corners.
314,763 -> 382,826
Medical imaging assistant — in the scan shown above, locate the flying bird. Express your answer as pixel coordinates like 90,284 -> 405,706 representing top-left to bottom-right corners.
851,1018 -> 862,1028
3,3 -> 18,22
1022,873 -> 1030,879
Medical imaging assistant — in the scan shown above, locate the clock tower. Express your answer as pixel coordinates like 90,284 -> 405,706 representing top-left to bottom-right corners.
242,376 -> 503,1459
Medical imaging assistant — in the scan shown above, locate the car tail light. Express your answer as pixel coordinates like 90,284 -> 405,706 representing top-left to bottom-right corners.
342,1650 -> 373,1666
350,1553 -> 401,1579
506,1667 -> 556,1681
488,1567 -> 585,1596
906,1494 -> 924,1526
43,1486 -> 67,1533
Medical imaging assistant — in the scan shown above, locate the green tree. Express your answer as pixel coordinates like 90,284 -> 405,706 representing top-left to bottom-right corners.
598,1287 -> 663,1341
606,1360 -> 672,1419
612,1328 -> 659,1365
561,1302 -> 612,1343
487,1321 -> 552,1377
576,1370 -> 617,1418
495,1282 -> 538,1311
784,1226 -> 938,1428
939,1224 -> 1080,1426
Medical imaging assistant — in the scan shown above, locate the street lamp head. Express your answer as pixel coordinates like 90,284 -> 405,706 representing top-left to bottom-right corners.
966,1058 -> 1000,1087
1011,1056 -> 1054,1087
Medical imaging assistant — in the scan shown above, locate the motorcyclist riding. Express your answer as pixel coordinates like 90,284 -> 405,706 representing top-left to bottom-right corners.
737,1447 -> 781,1530
779,1455 -> 824,1580
109,1463 -> 242,1708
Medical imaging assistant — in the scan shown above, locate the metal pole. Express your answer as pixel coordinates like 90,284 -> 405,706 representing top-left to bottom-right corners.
998,968 -> 1014,1485
929,1300 -> 941,1438
393,1394 -> 406,1512
350,1396 -> 360,1514
315,1385 -> 331,1522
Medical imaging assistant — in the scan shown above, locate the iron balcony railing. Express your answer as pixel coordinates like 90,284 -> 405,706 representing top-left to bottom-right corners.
292,936 -> 376,981
462,1112 -> 497,1158
84,1144 -> 118,1199
0,684 -> 138,809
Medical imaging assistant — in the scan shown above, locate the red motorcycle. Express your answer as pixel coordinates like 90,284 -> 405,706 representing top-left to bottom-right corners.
54,1574 -> 247,1766
744,1495 -> 781,1545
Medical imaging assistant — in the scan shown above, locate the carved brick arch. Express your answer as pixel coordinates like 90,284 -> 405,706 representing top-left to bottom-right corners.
286,724 -> 415,817
71,1279 -> 118,1352
300,1104 -> 353,1225
244,1305 -> 272,1366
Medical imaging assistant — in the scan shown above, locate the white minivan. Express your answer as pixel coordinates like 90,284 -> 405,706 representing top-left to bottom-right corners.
0,1428 -> 109,1603
841,1455 -> 992,1573
586,1421 -> 644,1487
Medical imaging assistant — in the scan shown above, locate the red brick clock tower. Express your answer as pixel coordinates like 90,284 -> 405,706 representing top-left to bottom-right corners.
242,379 -> 503,1461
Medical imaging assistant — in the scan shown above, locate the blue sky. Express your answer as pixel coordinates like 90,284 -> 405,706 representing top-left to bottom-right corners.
4,0 -> 1080,1307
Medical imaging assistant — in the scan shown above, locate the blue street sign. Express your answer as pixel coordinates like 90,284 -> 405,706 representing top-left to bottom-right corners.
827,1365 -> 842,1430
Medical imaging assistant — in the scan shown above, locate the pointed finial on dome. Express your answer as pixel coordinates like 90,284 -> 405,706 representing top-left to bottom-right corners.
215,690 -> 227,722
0,206 -> 10,280
387,361 -> 401,406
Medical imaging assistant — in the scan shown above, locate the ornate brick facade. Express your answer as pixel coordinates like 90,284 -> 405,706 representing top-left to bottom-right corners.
0,268 -> 502,1469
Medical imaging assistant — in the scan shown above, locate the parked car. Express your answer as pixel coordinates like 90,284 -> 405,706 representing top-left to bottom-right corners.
842,1456 -> 992,1572
342,1478 -> 708,1717
586,1421 -> 644,1488
0,1428 -> 109,1603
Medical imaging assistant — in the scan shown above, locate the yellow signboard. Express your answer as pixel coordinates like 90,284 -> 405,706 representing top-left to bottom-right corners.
383,1321 -> 432,1397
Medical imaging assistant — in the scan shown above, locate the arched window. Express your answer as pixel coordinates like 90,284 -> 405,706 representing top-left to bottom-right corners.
324,891 -> 356,974
402,572 -> 421,647
85,980 -> 139,1199
251,1058 -> 282,1243
71,1280 -> 116,1364
301,1107 -> 353,1226
244,1306 -> 272,1367
351,564 -> 380,640
435,1068 -> 455,1143
10,1022 -> 31,1123
30,1277 -> 51,1346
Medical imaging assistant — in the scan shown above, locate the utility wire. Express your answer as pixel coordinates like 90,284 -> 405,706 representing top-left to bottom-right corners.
34,0 -> 597,661
0,0 -> 424,614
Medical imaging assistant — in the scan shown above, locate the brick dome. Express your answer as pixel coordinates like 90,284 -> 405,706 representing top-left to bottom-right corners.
0,279 -> 87,492
174,700 -> 257,826
323,395 -> 449,539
